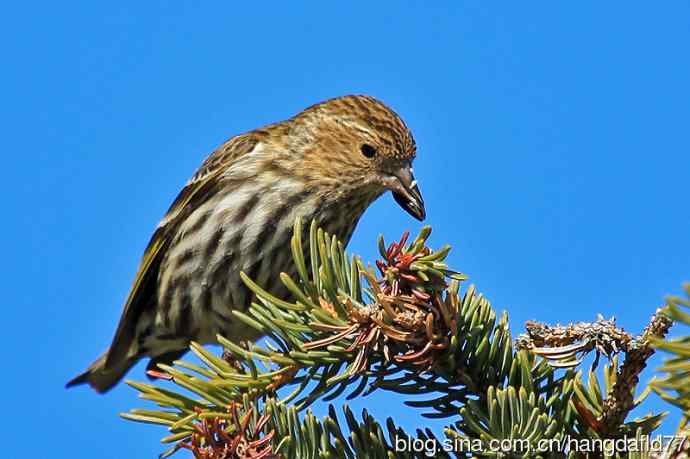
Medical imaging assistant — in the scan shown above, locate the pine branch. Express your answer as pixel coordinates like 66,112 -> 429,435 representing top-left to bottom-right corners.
517,309 -> 673,440
120,220 -> 688,458
122,221 -> 475,457
516,316 -> 633,368
598,309 -> 673,437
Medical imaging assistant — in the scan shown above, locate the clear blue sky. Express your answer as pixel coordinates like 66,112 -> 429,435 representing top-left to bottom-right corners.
5,2 -> 689,458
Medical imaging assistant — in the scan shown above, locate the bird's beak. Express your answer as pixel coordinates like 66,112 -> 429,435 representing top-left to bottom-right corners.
385,164 -> 426,221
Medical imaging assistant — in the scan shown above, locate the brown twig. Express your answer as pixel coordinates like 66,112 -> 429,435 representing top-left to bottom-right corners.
518,308 -> 673,439
598,308 -> 673,437
516,316 -> 633,368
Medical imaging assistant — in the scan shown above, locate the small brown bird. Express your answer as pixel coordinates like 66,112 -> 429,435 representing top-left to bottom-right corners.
67,95 -> 425,392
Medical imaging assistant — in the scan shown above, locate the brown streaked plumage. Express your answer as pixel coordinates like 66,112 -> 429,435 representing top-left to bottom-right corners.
67,95 -> 425,392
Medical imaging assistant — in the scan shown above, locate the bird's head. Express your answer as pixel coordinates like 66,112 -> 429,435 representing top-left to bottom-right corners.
287,95 -> 425,221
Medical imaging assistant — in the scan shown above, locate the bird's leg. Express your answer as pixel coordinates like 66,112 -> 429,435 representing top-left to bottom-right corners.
222,341 -> 249,373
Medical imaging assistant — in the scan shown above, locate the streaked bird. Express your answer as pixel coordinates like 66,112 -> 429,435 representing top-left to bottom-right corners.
67,95 -> 425,392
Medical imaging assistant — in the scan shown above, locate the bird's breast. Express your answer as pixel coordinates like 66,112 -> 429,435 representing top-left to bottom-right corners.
156,175 -> 377,344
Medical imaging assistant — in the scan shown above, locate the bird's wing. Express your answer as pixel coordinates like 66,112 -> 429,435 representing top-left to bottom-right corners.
105,134 -> 261,367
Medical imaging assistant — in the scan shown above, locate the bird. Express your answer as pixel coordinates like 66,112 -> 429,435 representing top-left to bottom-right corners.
67,95 -> 425,393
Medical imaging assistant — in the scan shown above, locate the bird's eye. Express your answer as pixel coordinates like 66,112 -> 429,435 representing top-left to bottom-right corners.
360,144 -> 377,158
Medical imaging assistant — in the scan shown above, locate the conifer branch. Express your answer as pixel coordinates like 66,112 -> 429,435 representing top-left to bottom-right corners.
598,310 -> 673,437
120,221 -> 688,458
517,309 -> 673,439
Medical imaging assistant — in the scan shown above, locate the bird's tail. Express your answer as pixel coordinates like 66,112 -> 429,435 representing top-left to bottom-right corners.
66,351 -> 137,393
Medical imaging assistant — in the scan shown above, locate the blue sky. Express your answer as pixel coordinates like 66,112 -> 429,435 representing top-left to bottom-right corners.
5,2 -> 690,458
